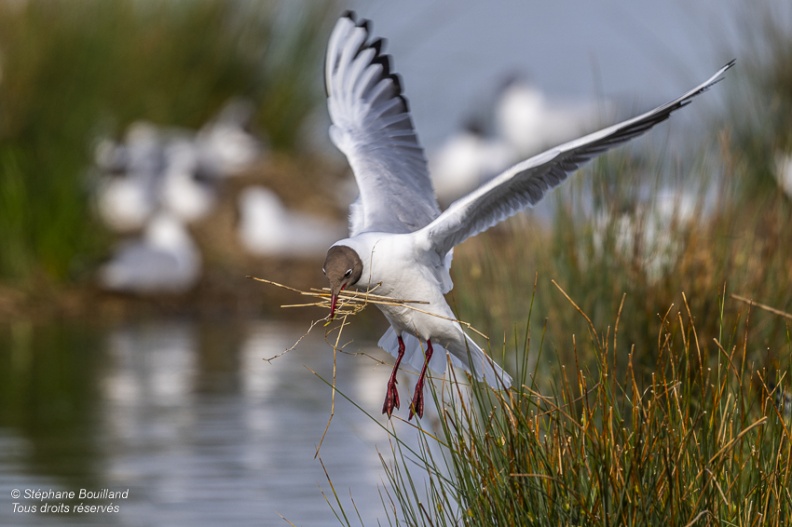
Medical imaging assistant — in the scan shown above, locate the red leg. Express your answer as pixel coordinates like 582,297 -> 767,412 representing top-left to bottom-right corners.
382,336 -> 405,417
409,339 -> 434,420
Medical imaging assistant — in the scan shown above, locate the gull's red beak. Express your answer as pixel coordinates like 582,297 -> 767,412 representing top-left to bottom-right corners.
329,284 -> 345,319
329,293 -> 338,319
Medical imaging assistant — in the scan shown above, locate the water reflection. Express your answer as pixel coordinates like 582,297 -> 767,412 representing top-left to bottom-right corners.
0,317 -> 412,526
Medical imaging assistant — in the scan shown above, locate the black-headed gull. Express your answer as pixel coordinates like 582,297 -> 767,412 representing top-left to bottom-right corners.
774,152 -> 792,199
95,122 -> 166,232
237,186 -> 345,258
321,11 -> 733,419
99,213 -> 201,294
161,138 -> 219,223
495,74 -> 609,156
429,120 -> 516,203
195,99 -> 262,177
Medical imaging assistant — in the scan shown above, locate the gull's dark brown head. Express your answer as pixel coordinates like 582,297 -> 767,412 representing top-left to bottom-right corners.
322,245 -> 363,319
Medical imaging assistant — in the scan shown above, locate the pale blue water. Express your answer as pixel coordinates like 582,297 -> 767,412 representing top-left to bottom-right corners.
0,318 -> 408,526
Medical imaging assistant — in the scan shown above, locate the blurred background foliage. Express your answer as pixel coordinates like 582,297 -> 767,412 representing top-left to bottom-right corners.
725,5 -> 792,200
0,0 -> 333,287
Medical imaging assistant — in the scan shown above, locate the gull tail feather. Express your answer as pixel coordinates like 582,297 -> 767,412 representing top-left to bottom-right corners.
378,327 -> 512,389
448,333 -> 513,389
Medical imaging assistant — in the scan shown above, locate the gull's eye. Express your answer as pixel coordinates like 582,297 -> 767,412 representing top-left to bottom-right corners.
344,269 -> 352,278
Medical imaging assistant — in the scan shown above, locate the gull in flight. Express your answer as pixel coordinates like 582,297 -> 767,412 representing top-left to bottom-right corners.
321,11 -> 733,419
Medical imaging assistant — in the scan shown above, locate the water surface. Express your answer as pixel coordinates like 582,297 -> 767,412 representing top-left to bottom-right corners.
0,317 -> 408,526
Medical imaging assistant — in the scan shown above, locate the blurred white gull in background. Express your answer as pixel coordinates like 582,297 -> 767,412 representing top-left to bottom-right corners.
96,173 -> 159,233
96,120 -> 167,177
195,99 -> 262,177
593,188 -> 697,283
160,138 -> 218,223
99,212 -> 201,293
429,121 -> 516,203
237,186 -> 345,258
774,152 -> 792,199
94,101 -> 263,234
92,100 -> 267,294
95,121 -> 166,232
495,75 -> 608,156
427,76 -> 610,203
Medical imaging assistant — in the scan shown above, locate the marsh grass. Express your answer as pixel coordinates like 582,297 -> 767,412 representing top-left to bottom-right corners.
324,282 -> 791,526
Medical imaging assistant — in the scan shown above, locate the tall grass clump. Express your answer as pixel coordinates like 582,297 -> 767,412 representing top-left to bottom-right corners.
329,286 -> 791,525
0,0 -> 333,286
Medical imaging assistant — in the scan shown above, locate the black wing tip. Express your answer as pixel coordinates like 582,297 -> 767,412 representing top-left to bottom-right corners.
330,11 -> 411,111
325,11 -> 373,97
342,10 -> 370,33
391,74 -> 410,111
341,10 -> 358,24
333,11 -> 385,68
711,58 -> 736,84
685,59 -> 737,100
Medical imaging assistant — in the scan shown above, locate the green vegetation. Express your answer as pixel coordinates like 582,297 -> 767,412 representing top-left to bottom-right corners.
0,0 -> 333,286
725,2 -> 792,199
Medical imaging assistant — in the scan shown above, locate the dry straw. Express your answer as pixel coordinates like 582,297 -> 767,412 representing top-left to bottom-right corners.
248,275 -> 490,340
249,275 -> 426,317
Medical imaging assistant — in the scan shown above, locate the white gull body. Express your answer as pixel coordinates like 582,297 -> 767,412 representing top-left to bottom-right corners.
99,213 -> 201,294
429,122 -> 517,203
95,122 -> 165,232
195,99 -> 262,177
495,76 -> 609,156
774,152 -> 792,199
238,186 -> 345,258
160,138 -> 218,223
323,11 -> 733,418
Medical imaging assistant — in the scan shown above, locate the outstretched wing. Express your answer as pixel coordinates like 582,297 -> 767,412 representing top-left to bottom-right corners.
419,60 -> 735,257
326,11 -> 440,236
